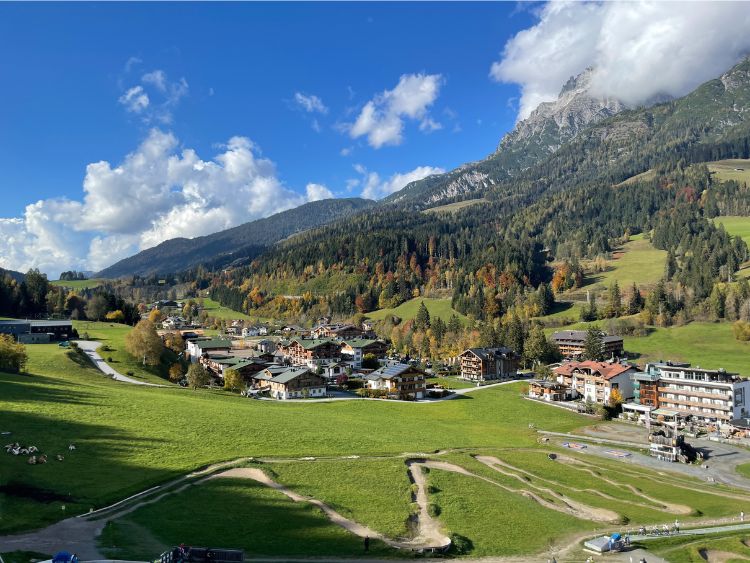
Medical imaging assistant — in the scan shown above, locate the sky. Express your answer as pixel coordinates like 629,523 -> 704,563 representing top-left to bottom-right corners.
1,1 -> 750,278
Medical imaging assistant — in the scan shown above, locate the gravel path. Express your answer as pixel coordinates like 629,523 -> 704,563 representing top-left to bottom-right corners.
75,340 -> 164,387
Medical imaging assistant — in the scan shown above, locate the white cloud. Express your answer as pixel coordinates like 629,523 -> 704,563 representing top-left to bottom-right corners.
305,183 -> 334,202
348,73 -> 443,148
142,70 -> 167,92
353,164 -> 445,200
0,130 -> 334,278
118,86 -> 150,113
294,92 -> 328,114
491,1 -> 750,120
124,56 -> 142,72
119,69 -> 189,124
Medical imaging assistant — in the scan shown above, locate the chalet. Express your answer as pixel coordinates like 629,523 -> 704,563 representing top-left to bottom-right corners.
528,379 -> 572,402
552,330 -> 624,359
162,316 -> 185,330
255,339 -> 276,354
458,347 -> 519,382
186,337 -> 232,362
201,353 -> 267,382
267,367 -> 327,400
311,323 -> 363,340
288,338 -> 342,367
554,360 -> 636,404
365,364 -> 426,400
322,361 -> 347,382
340,338 -> 388,367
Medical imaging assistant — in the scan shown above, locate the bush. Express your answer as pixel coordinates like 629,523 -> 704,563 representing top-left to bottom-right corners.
734,320 -> 750,341
427,503 -> 441,517
449,533 -> 474,555
100,345 -> 112,352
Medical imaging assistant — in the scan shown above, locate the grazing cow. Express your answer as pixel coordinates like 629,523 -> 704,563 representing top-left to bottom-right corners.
68,444 -> 76,451
56,454 -> 64,461
27,455 -> 37,465
38,454 -> 48,464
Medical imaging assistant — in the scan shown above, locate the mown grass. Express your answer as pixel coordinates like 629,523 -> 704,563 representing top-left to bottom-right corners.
424,376 -> 476,390
49,279 -> 106,290
200,297 -> 253,321
624,322 -> 750,374
581,237 -> 667,292
422,198 -> 487,215
715,215 -> 750,246
426,468 -> 583,557
0,342 -> 585,535
101,478 -> 399,560
367,298 -> 467,324
265,459 -> 413,538
642,530 -> 750,563
72,321 -> 175,385
708,158 -> 750,185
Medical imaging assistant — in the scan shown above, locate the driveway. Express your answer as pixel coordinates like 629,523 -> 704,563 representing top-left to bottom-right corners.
75,340 -> 164,387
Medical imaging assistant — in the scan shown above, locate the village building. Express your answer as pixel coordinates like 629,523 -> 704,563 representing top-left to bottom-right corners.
340,338 -> 388,368
200,352 -> 268,382
161,316 -> 185,330
311,323 -> 363,340
321,361 -> 347,382
186,337 -> 232,362
552,330 -> 624,359
554,360 -> 637,404
458,347 -> 519,382
288,338 -> 342,367
255,339 -> 276,354
265,367 -> 327,400
527,379 -> 573,402
635,362 -> 750,423
0,319 -> 73,343
364,364 -> 426,400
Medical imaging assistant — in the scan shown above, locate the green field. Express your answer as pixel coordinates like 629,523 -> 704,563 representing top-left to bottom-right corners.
581,236 -> 667,292
367,298 -> 467,324
49,279 -> 106,290
199,297 -> 253,321
641,530 -> 750,563
422,198 -> 487,215
73,321 -> 176,385
624,321 -> 750,373
714,215 -> 750,246
708,158 -> 750,185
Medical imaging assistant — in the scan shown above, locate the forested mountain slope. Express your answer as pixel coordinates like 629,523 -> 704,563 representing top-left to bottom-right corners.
97,198 -> 375,278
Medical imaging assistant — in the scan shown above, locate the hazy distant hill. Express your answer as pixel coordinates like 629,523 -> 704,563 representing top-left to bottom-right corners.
0,268 -> 25,283
97,198 -> 375,278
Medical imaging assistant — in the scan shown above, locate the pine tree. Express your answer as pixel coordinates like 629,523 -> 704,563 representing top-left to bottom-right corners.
415,301 -> 431,329
604,281 -> 621,318
627,283 -> 644,315
582,326 -> 605,361
447,314 -> 461,334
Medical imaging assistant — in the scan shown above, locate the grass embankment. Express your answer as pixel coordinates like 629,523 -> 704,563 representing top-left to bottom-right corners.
367,298 -> 467,324
641,531 -> 750,563
99,477 -> 398,560
73,321 -> 176,385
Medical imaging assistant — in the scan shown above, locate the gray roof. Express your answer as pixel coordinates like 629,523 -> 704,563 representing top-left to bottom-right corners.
463,347 -> 514,360
552,330 -> 623,344
0,319 -> 72,327
368,363 -> 422,380
271,367 -> 318,384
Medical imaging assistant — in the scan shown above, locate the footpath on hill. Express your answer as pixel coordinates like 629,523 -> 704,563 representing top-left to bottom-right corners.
75,340 -> 164,387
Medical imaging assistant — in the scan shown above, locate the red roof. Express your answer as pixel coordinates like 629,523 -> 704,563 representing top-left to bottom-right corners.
553,361 -> 634,381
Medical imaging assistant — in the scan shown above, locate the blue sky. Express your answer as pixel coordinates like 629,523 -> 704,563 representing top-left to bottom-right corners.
2,1 -> 749,277
0,2 -> 531,216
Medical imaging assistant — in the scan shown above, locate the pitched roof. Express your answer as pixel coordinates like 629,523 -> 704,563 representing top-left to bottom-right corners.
462,347 -> 515,360
553,361 -> 634,380
271,367 -> 319,384
291,337 -> 339,350
368,363 -> 424,380
195,338 -> 232,350
342,338 -> 381,348
552,330 -> 623,344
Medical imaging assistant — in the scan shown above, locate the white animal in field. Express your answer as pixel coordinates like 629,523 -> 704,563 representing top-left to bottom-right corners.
68,444 -> 76,451
28,446 -> 38,453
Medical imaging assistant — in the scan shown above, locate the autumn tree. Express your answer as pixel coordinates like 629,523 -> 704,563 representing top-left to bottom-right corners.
609,387 -> 624,408
125,320 -> 163,366
105,310 -> 126,323
168,362 -> 184,383
186,363 -> 211,389
223,368 -> 245,392
0,334 -> 27,373
85,294 -> 109,321
148,309 -> 164,324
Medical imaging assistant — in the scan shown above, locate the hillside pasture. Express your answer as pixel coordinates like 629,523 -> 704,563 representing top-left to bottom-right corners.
714,215 -> 750,246
708,158 -> 750,185
422,198 -> 487,215
580,237 -> 667,293
49,279 -> 106,290
199,297 -> 253,321
367,297 -> 467,324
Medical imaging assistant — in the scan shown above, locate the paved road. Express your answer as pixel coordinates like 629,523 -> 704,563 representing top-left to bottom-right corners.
75,340 -> 163,387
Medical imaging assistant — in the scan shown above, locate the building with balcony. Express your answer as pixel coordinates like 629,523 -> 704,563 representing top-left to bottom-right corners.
554,360 -> 637,404
458,347 -> 519,382
551,330 -> 624,359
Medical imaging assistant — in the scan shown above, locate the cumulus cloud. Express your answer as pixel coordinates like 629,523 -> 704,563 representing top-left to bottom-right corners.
353,164 -> 445,200
142,70 -> 167,92
119,86 -> 150,113
305,183 -> 334,202
0,130 -> 334,277
349,73 -> 443,148
491,1 -> 750,120
294,92 -> 328,114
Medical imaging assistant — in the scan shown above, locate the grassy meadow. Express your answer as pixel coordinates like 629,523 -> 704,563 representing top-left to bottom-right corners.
708,158 -> 750,185
367,297 -> 467,324
580,235 -> 667,293
199,297 -> 254,321
714,215 -> 750,246
49,279 -> 106,290
422,198 -> 487,215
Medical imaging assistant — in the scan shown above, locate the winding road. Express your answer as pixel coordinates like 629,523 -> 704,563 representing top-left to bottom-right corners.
75,341 -> 164,387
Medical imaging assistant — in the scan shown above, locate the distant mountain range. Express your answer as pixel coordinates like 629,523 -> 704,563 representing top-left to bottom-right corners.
97,58 -> 750,280
0,268 -> 25,283
97,198 -> 375,278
